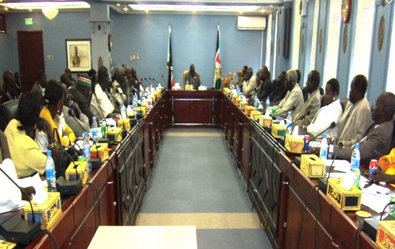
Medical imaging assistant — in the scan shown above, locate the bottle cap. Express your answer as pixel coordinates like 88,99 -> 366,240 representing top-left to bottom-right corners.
355,210 -> 371,218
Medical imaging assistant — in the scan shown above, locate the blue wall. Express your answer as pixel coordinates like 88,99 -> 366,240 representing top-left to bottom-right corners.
0,11 -> 266,88
111,13 -> 265,87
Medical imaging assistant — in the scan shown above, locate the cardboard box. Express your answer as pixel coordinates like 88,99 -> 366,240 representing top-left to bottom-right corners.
117,118 -> 131,131
244,106 -> 254,116
259,115 -> 272,128
239,100 -> 248,110
107,127 -> 123,142
300,154 -> 325,178
285,135 -> 305,153
326,178 -> 362,211
90,142 -> 109,162
250,110 -> 261,121
65,160 -> 88,184
24,192 -> 62,229
271,122 -> 286,139
376,220 -> 395,249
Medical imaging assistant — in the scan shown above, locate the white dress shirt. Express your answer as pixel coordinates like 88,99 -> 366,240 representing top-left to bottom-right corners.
0,159 -> 22,213
90,84 -> 115,121
307,99 -> 343,138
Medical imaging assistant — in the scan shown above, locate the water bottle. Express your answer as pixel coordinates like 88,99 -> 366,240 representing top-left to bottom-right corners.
265,98 -> 271,116
45,150 -> 57,192
82,132 -> 92,173
120,101 -> 127,119
319,133 -> 329,160
286,111 -> 293,135
91,116 -> 98,141
253,93 -> 259,110
350,143 -> 360,171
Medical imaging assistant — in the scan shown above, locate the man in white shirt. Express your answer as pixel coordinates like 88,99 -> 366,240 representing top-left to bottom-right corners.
271,69 -> 304,119
90,67 -> 115,121
307,78 -> 343,137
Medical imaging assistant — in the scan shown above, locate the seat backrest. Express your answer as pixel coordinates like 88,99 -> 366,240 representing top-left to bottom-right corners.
0,99 -> 19,131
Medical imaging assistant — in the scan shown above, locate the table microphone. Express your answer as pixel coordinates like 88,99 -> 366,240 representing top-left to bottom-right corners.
318,142 -> 344,193
286,110 -> 310,131
0,168 -> 41,244
161,75 -> 166,86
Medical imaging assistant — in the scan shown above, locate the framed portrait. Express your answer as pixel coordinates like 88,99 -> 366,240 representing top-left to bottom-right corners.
65,39 -> 91,72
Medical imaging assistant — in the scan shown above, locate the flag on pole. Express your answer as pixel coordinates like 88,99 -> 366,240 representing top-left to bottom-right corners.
213,25 -> 222,90
167,25 -> 174,89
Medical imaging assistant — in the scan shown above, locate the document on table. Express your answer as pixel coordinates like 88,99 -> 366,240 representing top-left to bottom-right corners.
324,159 -> 351,173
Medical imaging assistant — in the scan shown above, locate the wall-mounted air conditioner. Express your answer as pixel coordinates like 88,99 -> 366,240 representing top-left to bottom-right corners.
237,16 -> 266,31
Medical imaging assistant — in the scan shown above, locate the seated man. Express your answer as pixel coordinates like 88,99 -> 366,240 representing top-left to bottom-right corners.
334,75 -> 372,146
307,78 -> 343,138
241,67 -> 256,99
91,66 -> 116,121
293,70 -> 322,128
336,92 -> 395,162
255,66 -> 272,103
183,64 -> 201,90
271,69 -> 304,119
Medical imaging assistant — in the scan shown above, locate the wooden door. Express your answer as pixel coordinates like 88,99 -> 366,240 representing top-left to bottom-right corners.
17,31 -> 44,92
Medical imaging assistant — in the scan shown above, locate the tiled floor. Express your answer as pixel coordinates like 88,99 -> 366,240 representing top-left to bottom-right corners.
137,128 -> 272,249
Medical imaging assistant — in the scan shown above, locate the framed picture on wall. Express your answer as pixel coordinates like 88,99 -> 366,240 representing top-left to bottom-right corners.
65,39 -> 91,72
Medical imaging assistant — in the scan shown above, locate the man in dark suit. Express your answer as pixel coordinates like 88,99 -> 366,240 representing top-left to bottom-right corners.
336,92 -> 395,163
31,70 -> 47,103
68,77 -> 94,126
183,64 -> 201,90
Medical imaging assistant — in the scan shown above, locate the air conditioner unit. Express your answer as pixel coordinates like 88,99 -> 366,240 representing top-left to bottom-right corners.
237,16 -> 266,30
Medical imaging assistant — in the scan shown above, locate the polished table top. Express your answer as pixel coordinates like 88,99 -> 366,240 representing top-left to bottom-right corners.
88,226 -> 197,249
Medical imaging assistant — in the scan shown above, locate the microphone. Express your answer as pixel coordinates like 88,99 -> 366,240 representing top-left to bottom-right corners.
286,110 -> 311,130
0,167 -> 41,244
140,78 -> 147,88
303,122 -> 336,153
318,142 -> 344,193
161,75 -> 166,85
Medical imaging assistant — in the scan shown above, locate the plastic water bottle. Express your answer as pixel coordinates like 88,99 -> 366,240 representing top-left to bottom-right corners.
286,111 -> 293,135
253,93 -> 259,110
120,101 -> 127,119
91,116 -> 98,141
264,98 -> 271,116
45,150 -> 57,192
319,133 -> 328,160
350,143 -> 360,171
82,132 -> 92,173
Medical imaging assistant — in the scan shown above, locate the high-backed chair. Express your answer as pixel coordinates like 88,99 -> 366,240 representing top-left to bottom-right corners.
0,99 -> 19,131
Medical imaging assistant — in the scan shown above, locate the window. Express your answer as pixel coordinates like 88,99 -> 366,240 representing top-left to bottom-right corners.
386,9 -> 395,93
310,0 -> 320,71
323,0 -> 341,85
291,0 -> 301,69
349,0 -> 375,87
265,14 -> 272,71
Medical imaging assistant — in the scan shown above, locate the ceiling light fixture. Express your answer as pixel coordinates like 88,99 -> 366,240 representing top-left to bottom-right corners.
42,6 -> 59,20
0,1 -> 89,10
129,4 -> 261,13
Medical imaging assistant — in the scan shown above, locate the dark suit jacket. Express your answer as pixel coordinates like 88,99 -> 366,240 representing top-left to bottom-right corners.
256,78 -> 272,102
68,86 -> 94,126
336,120 -> 394,163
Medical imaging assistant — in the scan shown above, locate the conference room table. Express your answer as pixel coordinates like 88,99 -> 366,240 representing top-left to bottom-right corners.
25,89 -> 380,249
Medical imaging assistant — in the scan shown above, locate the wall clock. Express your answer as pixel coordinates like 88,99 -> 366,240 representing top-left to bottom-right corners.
108,34 -> 113,52
341,0 -> 352,23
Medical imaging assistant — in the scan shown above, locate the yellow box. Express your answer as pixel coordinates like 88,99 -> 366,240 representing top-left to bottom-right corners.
244,106 -> 254,116
65,160 -> 88,184
135,106 -> 146,116
185,84 -> 194,91
377,220 -> 395,249
235,97 -> 242,106
285,135 -> 305,154
326,178 -> 362,211
118,119 -> 131,131
107,127 -> 123,142
239,100 -> 248,110
223,87 -> 231,96
90,142 -> 109,161
300,154 -> 325,178
271,122 -> 286,139
250,110 -> 261,121
259,115 -> 272,128
24,192 -> 62,230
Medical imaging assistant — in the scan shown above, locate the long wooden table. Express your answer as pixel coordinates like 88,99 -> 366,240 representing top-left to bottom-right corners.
26,90 -> 377,249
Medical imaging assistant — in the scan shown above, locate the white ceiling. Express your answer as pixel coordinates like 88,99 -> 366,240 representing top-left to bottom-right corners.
0,0 -> 291,15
